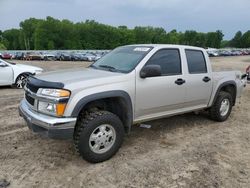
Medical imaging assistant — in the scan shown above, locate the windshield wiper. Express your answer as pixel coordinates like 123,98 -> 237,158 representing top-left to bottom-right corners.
98,65 -> 119,72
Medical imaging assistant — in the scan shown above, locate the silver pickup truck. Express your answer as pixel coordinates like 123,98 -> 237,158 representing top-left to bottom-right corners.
19,44 -> 247,163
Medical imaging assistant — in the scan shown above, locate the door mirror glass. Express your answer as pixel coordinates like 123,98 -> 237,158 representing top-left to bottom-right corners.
140,65 -> 162,78
0,62 -> 8,67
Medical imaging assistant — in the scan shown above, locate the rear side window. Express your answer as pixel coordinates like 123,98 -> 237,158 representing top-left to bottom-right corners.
185,50 -> 207,74
146,49 -> 181,75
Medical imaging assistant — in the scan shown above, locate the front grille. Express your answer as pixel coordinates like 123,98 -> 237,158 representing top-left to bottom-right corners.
25,93 -> 35,106
26,81 -> 39,93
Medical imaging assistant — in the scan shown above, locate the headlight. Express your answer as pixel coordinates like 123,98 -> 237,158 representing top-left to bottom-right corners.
38,101 -> 67,117
40,88 -> 70,98
35,70 -> 43,74
38,88 -> 70,116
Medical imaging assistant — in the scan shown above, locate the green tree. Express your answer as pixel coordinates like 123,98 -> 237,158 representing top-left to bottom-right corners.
2,29 -> 21,49
205,30 -> 224,48
0,42 -> 6,50
20,18 -> 42,50
221,40 -> 230,48
230,31 -> 242,47
240,31 -> 250,48
0,16 -> 234,50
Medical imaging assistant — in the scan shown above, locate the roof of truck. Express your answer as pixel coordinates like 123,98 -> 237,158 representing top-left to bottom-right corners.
126,44 -> 205,50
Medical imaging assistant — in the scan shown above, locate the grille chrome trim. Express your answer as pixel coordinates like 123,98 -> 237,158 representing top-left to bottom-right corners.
24,86 -> 69,104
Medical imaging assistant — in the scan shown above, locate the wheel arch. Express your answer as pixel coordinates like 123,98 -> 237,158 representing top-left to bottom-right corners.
15,72 -> 33,83
211,81 -> 237,106
71,91 -> 133,133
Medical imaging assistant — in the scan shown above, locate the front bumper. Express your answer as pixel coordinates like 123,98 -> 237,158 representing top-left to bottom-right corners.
19,99 -> 76,139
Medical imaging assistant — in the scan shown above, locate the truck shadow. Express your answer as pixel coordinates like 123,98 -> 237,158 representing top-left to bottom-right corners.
0,86 -> 13,89
121,111 -> 219,153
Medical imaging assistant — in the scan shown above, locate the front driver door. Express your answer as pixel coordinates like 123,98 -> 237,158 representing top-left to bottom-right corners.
0,61 -> 13,86
135,48 -> 187,121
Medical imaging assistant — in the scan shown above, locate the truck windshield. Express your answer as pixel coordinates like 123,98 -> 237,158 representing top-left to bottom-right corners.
91,46 -> 152,73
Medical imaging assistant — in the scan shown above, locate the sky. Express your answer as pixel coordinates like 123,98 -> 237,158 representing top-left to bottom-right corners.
0,0 -> 249,40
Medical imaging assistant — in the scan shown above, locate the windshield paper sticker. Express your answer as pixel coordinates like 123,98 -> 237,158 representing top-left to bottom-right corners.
134,47 -> 150,52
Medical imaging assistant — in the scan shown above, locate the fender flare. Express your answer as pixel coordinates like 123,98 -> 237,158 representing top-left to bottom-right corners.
211,81 -> 237,106
71,90 -> 133,130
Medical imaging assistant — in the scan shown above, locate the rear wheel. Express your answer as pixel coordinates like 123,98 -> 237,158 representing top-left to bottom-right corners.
74,110 -> 124,163
209,91 -> 233,122
15,74 -> 28,89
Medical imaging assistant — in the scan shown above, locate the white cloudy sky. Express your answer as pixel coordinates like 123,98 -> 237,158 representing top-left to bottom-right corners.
0,0 -> 249,39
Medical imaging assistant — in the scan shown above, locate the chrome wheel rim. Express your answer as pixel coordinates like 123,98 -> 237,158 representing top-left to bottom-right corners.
89,124 -> 116,154
220,99 -> 230,117
16,75 -> 27,88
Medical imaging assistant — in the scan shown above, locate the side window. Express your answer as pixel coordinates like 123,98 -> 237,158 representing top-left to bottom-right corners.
146,49 -> 181,75
185,50 -> 207,74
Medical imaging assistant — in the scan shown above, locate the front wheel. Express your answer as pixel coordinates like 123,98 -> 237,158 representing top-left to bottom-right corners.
15,74 -> 29,89
209,91 -> 233,122
74,111 -> 125,163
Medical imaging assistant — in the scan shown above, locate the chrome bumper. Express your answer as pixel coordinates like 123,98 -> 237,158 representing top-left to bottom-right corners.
19,99 -> 76,139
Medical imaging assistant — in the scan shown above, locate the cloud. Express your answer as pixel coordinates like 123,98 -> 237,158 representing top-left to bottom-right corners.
0,0 -> 249,39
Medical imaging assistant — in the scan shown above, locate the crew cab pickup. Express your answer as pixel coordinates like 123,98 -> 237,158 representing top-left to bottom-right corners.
19,45 -> 246,163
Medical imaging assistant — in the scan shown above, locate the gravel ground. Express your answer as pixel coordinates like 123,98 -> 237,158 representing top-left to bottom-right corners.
0,57 -> 249,188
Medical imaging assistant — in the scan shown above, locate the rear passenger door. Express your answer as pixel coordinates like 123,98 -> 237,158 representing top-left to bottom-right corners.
184,49 -> 212,108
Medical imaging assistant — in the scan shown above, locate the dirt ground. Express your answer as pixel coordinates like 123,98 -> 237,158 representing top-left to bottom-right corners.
0,57 -> 249,188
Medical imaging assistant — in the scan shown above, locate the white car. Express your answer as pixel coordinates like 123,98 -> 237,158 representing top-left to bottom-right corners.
0,59 -> 43,88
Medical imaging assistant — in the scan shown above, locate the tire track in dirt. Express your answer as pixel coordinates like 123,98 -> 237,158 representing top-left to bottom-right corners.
0,127 -> 28,137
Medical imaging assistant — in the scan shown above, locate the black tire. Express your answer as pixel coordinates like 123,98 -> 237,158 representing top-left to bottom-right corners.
15,74 -> 29,89
209,91 -> 233,122
74,110 -> 125,163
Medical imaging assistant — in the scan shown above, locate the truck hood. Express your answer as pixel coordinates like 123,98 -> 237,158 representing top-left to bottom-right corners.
35,67 -> 124,86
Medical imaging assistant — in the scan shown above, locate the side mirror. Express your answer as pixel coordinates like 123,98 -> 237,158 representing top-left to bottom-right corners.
140,65 -> 162,78
0,63 -> 8,67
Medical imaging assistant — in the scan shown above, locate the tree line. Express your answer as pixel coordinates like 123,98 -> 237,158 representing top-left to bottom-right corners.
0,16 -> 249,50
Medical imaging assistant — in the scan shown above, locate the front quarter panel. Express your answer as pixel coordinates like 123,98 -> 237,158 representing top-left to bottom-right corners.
12,64 -> 43,82
63,72 -> 136,118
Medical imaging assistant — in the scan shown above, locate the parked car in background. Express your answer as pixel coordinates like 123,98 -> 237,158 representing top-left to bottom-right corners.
231,50 -> 242,56
82,53 -> 96,61
70,53 -> 84,61
25,52 -> 43,60
43,52 -> 56,61
93,52 -> 106,61
57,52 -> 71,61
55,52 -> 61,60
0,52 -> 12,59
0,59 -> 43,88
219,51 -> 232,56
15,52 -> 25,60
207,51 -> 219,57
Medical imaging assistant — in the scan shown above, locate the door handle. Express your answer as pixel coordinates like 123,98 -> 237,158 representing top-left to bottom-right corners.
203,76 -> 211,82
175,78 -> 186,85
